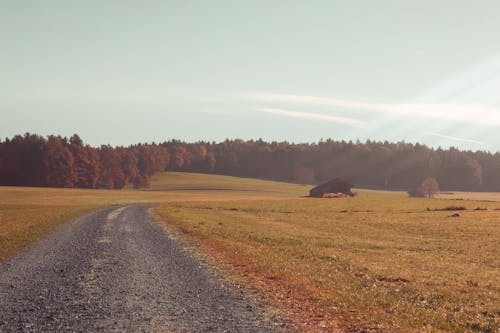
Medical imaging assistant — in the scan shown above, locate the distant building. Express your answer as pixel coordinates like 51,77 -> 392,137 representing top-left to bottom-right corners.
309,178 -> 354,197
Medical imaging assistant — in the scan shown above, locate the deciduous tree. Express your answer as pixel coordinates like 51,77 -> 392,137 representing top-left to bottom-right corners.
418,177 -> 440,198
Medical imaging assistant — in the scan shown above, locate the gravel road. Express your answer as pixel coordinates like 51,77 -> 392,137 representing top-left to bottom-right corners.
0,205 -> 286,332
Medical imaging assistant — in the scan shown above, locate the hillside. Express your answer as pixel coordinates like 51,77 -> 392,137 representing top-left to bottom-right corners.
0,172 -> 306,261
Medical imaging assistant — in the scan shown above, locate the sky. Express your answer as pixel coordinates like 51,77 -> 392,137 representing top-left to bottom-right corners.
2,1 -> 500,150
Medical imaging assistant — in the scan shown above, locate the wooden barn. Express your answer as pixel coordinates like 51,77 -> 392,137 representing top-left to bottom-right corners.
309,178 -> 354,198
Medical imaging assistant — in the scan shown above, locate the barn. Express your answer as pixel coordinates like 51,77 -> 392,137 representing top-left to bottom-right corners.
309,178 -> 354,198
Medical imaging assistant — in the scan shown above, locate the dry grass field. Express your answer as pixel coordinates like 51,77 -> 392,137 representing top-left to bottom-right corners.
0,172 -> 306,261
437,191 -> 500,202
155,189 -> 500,332
1,173 -> 498,332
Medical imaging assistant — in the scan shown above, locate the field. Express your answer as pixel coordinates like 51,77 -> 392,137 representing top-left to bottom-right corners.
1,173 -> 499,332
0,173 -> 306,261
155,184 -> 499,332
437,191 -> 500,202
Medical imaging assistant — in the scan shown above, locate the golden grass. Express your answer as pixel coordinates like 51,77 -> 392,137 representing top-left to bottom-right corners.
155,190 -> 500,332
2,173 -> 499,332
0,204 -> 92,260
437,191 -> 500,202
0,172 -> 307,261
146,172 -> 308,196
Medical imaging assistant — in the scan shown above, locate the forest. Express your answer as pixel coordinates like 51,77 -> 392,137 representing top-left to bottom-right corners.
0,133 -> 498,191
0,134 -> 168,189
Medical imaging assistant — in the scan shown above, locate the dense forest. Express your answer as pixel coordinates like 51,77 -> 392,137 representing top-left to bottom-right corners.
0,133 -> 498,191
0,134 -> 168,189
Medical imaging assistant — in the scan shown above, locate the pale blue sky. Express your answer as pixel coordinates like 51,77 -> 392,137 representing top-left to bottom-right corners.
2,1 -> 500,150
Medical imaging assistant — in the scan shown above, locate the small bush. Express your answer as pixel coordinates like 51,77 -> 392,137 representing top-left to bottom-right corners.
408,189 -> 424,197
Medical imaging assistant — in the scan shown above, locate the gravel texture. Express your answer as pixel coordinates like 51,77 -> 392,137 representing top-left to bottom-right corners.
0,204 -> 287,332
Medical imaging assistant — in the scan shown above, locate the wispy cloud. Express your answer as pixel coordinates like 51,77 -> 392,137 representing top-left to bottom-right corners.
254,108 -> 364,127
245,92 -> 500,126
247,93 -> 390,111
428,132 -> 486,146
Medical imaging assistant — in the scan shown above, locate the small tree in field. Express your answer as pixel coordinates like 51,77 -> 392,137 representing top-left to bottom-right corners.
418,177 -> 439,198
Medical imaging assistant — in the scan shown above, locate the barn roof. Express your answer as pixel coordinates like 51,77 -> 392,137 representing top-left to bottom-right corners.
309,178 -> 353,197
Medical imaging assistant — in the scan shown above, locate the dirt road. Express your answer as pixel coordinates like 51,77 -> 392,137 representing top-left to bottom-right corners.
0,205 -> 285,332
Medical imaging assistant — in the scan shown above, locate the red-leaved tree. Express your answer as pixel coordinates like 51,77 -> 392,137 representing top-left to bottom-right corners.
418,177 -> 440,198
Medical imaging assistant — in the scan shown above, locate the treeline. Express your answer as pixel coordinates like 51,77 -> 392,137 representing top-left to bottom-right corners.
160,138 -> 497,191
1,134 -> 499,191
0,134 -> 168,189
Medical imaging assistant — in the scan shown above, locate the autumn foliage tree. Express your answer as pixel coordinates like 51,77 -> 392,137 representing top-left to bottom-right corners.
411,177 -> 440,198
43,136 -> 76,187
69,134 -> 100,188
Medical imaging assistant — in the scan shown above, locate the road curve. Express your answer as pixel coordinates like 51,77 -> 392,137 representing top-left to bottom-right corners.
0,205 -> 286,332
